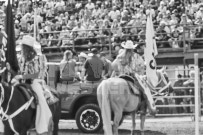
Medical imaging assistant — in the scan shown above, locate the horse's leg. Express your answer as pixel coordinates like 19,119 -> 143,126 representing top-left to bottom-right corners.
48,119 -> 54,135
140,114 -> 146,135
131,111 -> 136,135
112,109 -> 123,135
52,101 -> 61,135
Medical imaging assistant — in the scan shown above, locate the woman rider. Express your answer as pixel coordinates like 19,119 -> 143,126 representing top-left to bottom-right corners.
111,40 -> 156,114
111,40 -> 145,77
13,35 -> 52,134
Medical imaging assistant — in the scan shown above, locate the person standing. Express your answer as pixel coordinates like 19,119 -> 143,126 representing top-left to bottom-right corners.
59,50 -> 76,82
100,52 -> 112,79
173,74 -> 184,113
82,48 -> 104,82
76,52 -> 88,80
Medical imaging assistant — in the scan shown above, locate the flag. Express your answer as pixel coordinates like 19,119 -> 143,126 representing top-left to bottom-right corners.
144,13 -> 159,87
5,0 -> 19,73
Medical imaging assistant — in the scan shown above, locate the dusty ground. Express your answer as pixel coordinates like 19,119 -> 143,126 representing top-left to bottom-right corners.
29,117 -> 203,135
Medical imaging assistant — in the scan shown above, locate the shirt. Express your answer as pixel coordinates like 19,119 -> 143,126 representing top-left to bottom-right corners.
112,52 -> 145,76
84,55 -> 104,81
19,55 -> 48,80
60,60 -> 76,79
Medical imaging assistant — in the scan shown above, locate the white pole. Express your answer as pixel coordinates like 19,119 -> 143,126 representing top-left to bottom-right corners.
194,53 -> 200,135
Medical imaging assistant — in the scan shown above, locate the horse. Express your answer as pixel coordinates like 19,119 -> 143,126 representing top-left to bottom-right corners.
97,67 -> 174,135
0,82 -> 61,135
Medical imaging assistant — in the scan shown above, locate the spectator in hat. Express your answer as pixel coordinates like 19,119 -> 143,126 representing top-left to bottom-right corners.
82,48 -> 104,82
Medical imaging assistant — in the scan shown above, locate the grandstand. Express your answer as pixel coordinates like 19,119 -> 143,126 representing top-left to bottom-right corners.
0,0 -> 199,64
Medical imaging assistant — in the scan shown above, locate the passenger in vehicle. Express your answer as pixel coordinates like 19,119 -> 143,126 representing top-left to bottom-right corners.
59,50 -> 76,82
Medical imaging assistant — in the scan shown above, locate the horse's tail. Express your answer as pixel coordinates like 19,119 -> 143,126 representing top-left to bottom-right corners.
97,80 -> 113,135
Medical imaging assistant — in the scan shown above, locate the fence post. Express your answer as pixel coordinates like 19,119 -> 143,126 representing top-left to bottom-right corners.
194,53 -> 200,135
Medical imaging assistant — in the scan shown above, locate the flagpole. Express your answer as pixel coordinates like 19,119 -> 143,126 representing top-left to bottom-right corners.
34,0 -> 37,41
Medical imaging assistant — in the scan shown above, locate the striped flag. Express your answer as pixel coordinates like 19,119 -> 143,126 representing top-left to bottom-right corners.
0,31 -> 7,62
5,0 -> 19,73
144,13 -> 159,87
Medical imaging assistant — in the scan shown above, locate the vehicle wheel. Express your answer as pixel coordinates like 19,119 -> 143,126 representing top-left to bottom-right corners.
75,104 -> 102,133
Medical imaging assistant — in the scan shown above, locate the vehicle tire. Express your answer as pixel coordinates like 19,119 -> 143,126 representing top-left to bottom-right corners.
75,104 -> 102,133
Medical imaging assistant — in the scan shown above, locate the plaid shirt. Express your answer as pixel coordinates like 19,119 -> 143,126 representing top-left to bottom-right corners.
116,53 -> 145,76
19,55 -> 47,79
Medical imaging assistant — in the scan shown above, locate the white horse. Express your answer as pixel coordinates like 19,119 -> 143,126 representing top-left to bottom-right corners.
97,68 -> 173,135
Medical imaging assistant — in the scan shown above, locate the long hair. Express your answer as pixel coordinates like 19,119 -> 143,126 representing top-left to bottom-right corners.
22,45 -> 37,62
62,50 -> 72,62
117,49 -> 134,66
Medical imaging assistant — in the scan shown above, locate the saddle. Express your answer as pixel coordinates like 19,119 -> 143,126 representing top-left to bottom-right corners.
119,75 -> 140,95
15,84 -> 38,109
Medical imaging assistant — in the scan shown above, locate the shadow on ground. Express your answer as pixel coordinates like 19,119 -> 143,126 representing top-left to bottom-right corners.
58,129 -> 166,135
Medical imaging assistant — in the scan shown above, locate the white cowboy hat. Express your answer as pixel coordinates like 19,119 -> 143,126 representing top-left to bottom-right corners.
33,41 -> 42,55
16,45 -> 22,51
78,52 -> 88,59
88,53 -> 93,57
121,40 -> 137,49
21,35 -> 35,47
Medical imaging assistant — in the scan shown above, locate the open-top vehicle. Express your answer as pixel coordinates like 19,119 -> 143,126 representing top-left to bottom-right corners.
47,63 -> 103,133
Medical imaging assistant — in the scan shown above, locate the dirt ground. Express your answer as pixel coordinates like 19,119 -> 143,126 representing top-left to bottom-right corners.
29,118 -> 203,135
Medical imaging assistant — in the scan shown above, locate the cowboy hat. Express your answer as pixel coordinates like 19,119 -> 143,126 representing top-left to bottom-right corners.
78,52 -> 88,59
21,35 -> 35,47
121,40 -> 137,49
16,45 -> 22,51
34,41 -> 42,55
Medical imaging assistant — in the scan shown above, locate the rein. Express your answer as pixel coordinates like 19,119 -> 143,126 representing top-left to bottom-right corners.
0,83 -> 34,135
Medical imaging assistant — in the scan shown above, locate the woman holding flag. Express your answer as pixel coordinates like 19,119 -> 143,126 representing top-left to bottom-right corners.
12,35 -> 53,135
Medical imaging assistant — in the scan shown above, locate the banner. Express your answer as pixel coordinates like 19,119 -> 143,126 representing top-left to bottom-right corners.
5,0 -> 19,73
144,13 -> 158,87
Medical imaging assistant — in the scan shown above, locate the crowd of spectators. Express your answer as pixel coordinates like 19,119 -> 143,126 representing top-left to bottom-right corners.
1,0 -> 203,52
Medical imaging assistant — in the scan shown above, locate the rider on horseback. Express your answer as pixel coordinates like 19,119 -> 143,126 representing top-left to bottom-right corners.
12,35 -> 53,134
111,40 -> 156,114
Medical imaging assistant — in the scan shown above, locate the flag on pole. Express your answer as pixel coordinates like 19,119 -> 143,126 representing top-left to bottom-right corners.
5,0 -> 19,73
144,13 -> 159,87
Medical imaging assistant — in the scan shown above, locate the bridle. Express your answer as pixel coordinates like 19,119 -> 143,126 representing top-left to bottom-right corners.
0,83 -> 34,135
